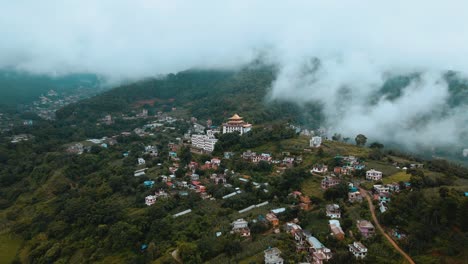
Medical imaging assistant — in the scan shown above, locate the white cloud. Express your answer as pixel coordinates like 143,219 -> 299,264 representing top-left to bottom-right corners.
1,0 -> 468,147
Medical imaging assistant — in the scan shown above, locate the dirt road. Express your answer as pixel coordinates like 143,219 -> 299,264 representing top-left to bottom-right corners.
360,188 -> 416,264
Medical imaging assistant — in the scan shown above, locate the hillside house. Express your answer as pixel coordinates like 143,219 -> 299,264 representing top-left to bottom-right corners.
266,212 -> 279,227
310,136 -> 322,148
306,236 -> 333,263
311,164 -> 328,174
326,204 -> 341,218
373,185 -> 389,194
145,195 -> 156,206
321,176 -> 340,190
137,158 -> 146,165
232,218 -> 250,237
264,247 -> 284,264
348,186 -> 363,203
329,220 -> 345,240
366,169 -> 382,181
349,241 -> 367,259
252,153 -> 272,163
357,220 -> 375,238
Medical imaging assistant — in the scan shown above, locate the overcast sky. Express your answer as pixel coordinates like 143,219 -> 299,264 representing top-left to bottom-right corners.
1,0 -> 467,149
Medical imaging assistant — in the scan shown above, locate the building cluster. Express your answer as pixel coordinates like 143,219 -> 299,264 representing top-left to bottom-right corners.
285,222 -> 333,263
333,155 -> 366,176
145,190 -> 169,206
372,182 -> 410,212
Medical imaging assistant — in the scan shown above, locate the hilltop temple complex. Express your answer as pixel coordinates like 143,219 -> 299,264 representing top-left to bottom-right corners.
222,114 -> 252,135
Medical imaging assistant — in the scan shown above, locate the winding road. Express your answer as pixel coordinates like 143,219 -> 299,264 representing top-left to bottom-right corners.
359,188 -> 416,264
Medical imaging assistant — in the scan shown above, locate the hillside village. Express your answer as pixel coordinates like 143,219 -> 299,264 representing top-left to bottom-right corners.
45,109 -> 457,263
1,98 -> 468,264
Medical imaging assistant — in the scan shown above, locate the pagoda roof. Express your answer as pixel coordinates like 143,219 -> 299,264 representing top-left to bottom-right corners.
229,114 -> 242,120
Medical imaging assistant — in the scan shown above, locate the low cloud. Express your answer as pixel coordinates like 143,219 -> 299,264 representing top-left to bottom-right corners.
1,1 -> 468,148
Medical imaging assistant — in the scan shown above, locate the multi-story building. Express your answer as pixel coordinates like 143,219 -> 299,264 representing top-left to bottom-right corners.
348,241 -> 367,258
366,169 -> 383,181
191,134 -> 218,152
222,114 -> 252,135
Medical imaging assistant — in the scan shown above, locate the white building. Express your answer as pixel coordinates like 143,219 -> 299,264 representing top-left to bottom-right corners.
310,136 -> 322,148
191,134 -> 218,152
348,241 -> 367,259
232,219 -> 248,229
326,204 -> 341,219
145,195 -> 156,206
222,114 -> 252,135
366,169 -> 382,181
138,158 -> 146,165
264,247 -> 284,264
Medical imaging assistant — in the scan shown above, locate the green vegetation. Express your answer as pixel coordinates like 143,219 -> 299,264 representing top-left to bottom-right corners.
0,67 -> 467,263
0,233 -> 22,264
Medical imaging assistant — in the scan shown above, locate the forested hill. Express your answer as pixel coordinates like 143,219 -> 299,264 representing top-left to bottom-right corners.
56,67 -> 324,127
0,70 -> 102,108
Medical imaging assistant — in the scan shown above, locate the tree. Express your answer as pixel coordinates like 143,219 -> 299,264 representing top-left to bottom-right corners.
369,142 -> 384,149
355,134 -> 367,146
332,133 -> 342,141
178,242 -> 201,263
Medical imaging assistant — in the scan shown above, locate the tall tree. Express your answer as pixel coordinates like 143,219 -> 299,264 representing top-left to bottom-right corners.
355,134 -> 368,146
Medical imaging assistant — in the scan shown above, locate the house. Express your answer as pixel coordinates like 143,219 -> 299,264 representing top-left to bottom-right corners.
410,163 -> 424,169
329,220 -> 345,240
231,218 -> 250,237
321,176 -> 340,190
357,220 -> 375,238
138,158 -> 146,165
144,145 -> 158,156
310,136 -> 322,148
224,152 -> 234,159
188,161 -> 199,171
306,236 -> 333,263
211,157 -> 221,166
348,187 -> 362,203
190,173 -> 200,181
253,153 -> 272,163
348,241 -> 367,259
242,150 -> 256,160
373,185 -> 389,194
145,195 -> 157,206
311,164 -> 328,174
326,204 -> 341,218
222,114 -> 252,135
144,181 -> 155,188
299,195 -> 312,211
283,157 -> 295,166
266,212 -> 279,227
264,247 -> 284,264
366,169 -> 382,181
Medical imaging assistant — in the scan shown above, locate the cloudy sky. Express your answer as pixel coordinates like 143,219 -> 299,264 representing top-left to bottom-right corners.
1,0 -> 468,148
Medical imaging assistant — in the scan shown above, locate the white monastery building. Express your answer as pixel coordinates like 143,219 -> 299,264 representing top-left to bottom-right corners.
222,114 -> 252,135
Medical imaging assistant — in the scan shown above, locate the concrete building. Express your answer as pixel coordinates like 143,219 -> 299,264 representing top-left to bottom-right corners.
310,136 -> 322,148
349,241 -> 367,258
264,247 -> 284,264
191,134 -> 218,152
366,169 -> 383,181
222,114 -> 252,135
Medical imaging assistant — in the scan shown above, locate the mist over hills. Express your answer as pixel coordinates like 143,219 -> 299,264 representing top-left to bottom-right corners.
0,70 -> 103,108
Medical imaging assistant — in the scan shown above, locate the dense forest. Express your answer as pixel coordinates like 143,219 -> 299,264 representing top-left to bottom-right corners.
56,66 -> 325,128
0,66 -> 467,263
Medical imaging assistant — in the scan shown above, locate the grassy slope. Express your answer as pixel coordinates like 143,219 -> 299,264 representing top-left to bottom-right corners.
0,233 -> 22,264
